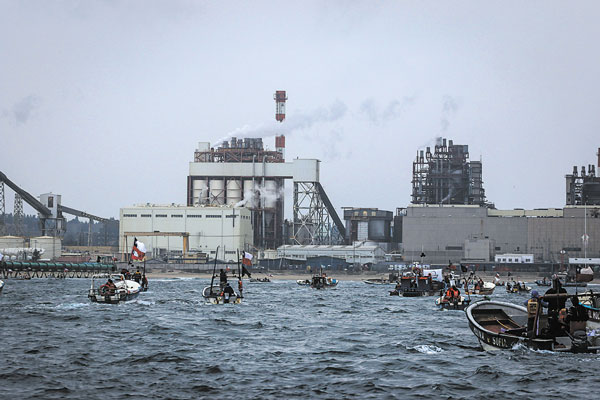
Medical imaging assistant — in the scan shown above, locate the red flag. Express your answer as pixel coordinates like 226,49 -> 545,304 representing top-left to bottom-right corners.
131,238 -> 146,261
242,251 -> 253,266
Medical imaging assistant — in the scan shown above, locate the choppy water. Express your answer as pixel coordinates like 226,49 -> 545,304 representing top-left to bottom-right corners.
1,278 -> 600,399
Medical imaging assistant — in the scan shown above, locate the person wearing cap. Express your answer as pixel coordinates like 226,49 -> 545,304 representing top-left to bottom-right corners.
223,282 -> 236,303
524,290 -> 548,338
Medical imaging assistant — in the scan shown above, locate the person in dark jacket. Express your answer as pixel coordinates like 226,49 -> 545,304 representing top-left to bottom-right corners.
219,269 -> 227,288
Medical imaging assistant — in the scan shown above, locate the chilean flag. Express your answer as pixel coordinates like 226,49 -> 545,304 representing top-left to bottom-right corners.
131,237 -> 146,261
242,251 -> 253,266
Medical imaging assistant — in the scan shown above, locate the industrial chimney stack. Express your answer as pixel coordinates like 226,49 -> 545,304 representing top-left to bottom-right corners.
274,90 -> 287,122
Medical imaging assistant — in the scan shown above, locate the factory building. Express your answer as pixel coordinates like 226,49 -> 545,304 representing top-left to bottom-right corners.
118,205 -> 253,262
565,150 -> 600,205
343,208 -> 394,251
411,138 -> 487,206
277,243 -> 386,265
186,91 -> 345,249
399,204 -> 599,265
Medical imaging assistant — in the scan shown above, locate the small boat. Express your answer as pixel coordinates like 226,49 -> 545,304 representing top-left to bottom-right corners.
390,274 -> 445,297
466,299 -> 600,353
297,279 -> 311,286
506,282 -> 531,293
464,282 -> 496,296
88,273 -> 141,304
250,276 -> 271,283
363,277 -> 390,285
310,275 -> 338,289
535,279 -> 551,287
0,279 -> 4,294
202,247 -> 243,305
435,295 -> 471,310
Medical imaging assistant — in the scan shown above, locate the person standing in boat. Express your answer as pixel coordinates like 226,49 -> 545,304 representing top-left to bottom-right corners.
238,277 -> 243,298
523,290 -> 548,338
223,283 -> 235,303
219,269 -> 227,289
544,276 -> 568,337
133,268 -> 142,283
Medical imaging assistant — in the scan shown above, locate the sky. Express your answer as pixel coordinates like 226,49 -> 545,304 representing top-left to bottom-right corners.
1,0 -> 600,220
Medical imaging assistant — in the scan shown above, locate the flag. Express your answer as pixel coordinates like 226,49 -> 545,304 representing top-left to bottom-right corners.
131,237 -> 146,261
242,251 -> 253,266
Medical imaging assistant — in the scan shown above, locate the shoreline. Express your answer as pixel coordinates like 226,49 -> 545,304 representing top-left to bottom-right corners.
145,270 -> 600,283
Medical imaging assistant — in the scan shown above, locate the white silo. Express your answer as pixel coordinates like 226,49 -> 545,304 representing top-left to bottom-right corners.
264,180 -> 279,209
209,179 -> 225,205
226,179 -> 242,205
193,179 -> 208,205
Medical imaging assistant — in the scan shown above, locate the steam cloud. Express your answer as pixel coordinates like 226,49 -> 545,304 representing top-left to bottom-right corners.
216,100 -> 348,146
441,95 -> 459,132
359,96 -> 416,124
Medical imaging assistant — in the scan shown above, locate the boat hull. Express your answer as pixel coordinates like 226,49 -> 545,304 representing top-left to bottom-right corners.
88,289 -> 140,304
202,286 -> 242,305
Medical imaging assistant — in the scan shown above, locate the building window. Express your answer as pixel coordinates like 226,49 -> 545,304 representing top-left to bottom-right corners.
206,215 -> 222,218
141,214 -> 151,218
156,214 -> 167,218
171,215 -> 183,218
225,251 -> 236,254
226,215 -> 238,218
188,215 -> 202,218
123,214 -> 137,217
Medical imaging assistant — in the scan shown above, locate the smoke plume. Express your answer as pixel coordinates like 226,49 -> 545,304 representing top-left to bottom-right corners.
216,100 -> 348,145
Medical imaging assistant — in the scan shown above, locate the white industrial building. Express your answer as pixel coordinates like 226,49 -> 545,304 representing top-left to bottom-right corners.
494,253 -> 534,264
119,204 -> 253,262
277,242 -> 386,264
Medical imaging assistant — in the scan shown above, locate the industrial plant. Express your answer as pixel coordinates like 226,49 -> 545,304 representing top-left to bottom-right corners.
1,91 -> 599,276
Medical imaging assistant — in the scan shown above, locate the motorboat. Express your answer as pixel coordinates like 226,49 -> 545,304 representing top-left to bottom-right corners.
466,299 -> 600,353
202,246 -> 243,305
535,279 -> 551,287
250,276 -> 271,283
297,279 -> 311,286
202,285 -> 242,304
310,275 -> 338,289
506,281 -> 531,293
464,282 -> 496,296
389,269 -> 444,296
0,279 -> 4,295
435,295 -> 471,310
363,277 -> 391,285
88,273 -> 141,304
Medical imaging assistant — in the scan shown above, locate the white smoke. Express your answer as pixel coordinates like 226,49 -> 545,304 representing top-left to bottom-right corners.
216,100 -> 348,145
234,184 -> 285,208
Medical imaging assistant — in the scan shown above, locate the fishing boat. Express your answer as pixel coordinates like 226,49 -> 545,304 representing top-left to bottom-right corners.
88,273 -> 141,304
389,269 -> 444,296
435,295 -> 471,310
296,279 -> 311,286
310,274 -> 338,289
250,276 -> 271,283
506,281 -> 531,293
363,277 -> 391,285
466,299 -> 600,353
464,282 -> 496,296
202,247 -> 243,305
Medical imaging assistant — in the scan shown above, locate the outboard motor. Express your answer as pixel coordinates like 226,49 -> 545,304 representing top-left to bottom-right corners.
571,330 -> 589,353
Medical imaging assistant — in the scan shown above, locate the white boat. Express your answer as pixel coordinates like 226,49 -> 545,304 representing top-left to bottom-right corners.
88,273 -> 141,304
202,246 -> 243,305
0,279 -> 4,295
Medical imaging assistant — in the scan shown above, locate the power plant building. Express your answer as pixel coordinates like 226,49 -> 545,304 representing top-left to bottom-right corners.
118,205 -> 253,262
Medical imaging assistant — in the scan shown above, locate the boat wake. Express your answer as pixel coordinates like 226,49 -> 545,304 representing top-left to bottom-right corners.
410,344 -> 444,354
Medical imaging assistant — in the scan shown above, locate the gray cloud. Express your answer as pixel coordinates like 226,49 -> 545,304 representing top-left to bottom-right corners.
360,96 -> 417,125
7,95 -> 42,126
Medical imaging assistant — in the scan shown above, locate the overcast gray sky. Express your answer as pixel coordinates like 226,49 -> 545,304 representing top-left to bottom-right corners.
2,1 -> 599,219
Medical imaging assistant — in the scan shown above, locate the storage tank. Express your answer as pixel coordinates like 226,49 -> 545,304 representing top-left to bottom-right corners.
243,180 -> 258,208
226,179 -> 242,205
192,179 -> 208,205
31,236 -> 62,260
0,236 -> 26,250
209,179 -> 225,205
264,180 -> 278,209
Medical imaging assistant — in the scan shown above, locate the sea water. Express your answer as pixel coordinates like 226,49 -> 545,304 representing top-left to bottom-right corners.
1,278 -> 599,399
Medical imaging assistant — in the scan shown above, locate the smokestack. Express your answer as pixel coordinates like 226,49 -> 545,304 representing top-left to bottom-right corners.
274,90 -> 287,122
275,135 -> 286,159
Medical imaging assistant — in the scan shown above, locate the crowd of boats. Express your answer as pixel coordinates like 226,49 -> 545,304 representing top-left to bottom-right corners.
2,248 -> 600,355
